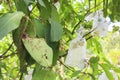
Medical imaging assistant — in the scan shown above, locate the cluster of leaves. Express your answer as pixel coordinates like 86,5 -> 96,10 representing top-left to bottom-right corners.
0,0 -> 120,80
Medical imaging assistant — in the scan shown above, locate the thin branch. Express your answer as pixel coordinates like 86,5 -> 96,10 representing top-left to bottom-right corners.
85,1 -> 103,16
0,52 -> 15,61
0,41 -> 13,58
71,20 -> 82,34
59,51 -> 68,59
70,1 -> 103,36
58,59 -> 74,72
82,27 -> 96,38
86,36 -> 93,41
86,72 -> 96,80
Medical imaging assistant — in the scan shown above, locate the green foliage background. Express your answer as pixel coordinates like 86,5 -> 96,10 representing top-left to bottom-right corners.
0,0 -> 120,80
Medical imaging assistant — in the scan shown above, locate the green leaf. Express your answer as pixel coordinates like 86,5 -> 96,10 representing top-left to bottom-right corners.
102,57 -> 120,73
89,56 -> 99,76
32,64 -> 56,80
24,0 -> 35,5
45,25 -> 60,66
49,5 -> 62,42
0,12 -> 24,40
100,63 -> 114,80
22,37 -> 53,67
38,0 -> 46,7
37,0 -> 51,20
71,70 -> 81,78
112,26 -> 119,33
89,56 -> 99,63
51,6 -> 59,22
14,0 -> 28,15
25,20 -> 36,37
50,19 -> 62,42
33,19 -> 46,38
95,39 -> 103,53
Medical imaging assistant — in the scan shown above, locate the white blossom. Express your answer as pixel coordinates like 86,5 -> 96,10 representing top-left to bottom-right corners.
92,16 -> 109,37
85,10 -> 110,37
98,70 -> 118,80
65,37 -> 86,70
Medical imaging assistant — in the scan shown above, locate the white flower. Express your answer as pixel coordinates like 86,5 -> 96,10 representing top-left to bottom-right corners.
92,16 -> 109,37
98,70 -> 118,80
65,37 -> 86,70
85,10 -> 110,37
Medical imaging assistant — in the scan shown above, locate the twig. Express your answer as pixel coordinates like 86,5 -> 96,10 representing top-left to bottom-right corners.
70,1 -> 103,36
0,41 -> 13,58
86,36 -> 93,41
86,72 -> 95,80
71,20 -> 82,34
58,60 -> 74,72
85,1 -> 103,16
59,51 -> 68,59
82,27 -> 96,38
0,52 -> 15,61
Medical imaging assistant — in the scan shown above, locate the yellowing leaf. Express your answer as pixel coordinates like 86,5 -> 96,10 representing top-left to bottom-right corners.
22,37 -> 53,67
